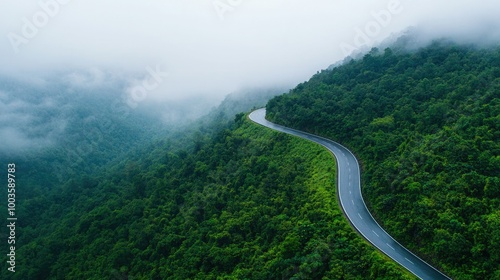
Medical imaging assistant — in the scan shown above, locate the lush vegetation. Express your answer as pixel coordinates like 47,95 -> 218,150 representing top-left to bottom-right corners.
2,115 -> 414,279
267,41 -> 500,279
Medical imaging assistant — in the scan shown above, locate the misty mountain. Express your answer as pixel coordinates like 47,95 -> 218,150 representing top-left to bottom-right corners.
1,36 -> 499,279
0,74 -> 173,193
0,74 -> 285,194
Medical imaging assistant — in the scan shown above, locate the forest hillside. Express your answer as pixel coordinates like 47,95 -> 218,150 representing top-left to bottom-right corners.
267,40 -> 500,279
1,115 -> 413,279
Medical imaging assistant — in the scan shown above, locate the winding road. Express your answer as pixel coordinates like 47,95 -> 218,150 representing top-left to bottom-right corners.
249,108 -> 451,280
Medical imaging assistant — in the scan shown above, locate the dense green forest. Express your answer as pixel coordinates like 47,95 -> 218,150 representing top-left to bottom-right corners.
267,41 -> 500,279
2,115 -> 413,279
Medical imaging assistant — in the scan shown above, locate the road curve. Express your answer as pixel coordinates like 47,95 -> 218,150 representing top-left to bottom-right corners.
249,108 -> 451,280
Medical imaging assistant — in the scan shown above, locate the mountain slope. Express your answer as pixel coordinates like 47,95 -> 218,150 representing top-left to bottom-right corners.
266,41 -> 500,279
2,115 -> 414,279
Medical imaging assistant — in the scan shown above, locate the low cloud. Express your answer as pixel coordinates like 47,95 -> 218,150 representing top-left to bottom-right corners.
0,1 -> 499,106
0,89 -> 68,154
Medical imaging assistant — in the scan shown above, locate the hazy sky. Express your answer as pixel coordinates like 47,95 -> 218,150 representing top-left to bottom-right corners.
1,0 -> 500,102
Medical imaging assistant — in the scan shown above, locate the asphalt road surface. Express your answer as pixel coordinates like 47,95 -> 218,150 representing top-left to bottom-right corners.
249,108 -> 451,280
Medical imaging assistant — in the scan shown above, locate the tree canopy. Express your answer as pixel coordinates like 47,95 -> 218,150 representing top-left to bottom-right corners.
2,114 -> 413,279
